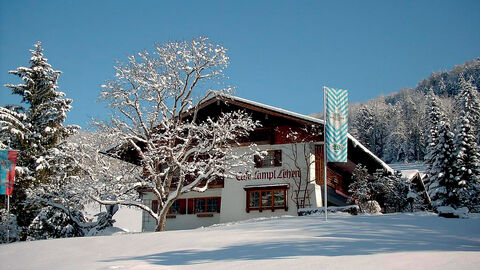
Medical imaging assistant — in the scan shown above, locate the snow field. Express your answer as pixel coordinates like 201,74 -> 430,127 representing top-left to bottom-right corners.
0,212 -> 479,270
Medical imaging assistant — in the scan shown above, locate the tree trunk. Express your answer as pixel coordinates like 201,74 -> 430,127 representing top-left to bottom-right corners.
155,200 -> 175,232
155,211 -> 168,232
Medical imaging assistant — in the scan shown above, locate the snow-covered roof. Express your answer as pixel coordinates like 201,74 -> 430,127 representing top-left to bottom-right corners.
388,162 -> 426,173
209,92 -> 394,174
212,92 -> 327,126
399,170 -> 421,181
348,135 -> 394,174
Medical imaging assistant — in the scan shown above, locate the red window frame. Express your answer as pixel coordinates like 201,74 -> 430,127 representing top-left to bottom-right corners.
187,197 -> 221,214
245,186 -> 288,212
152,199 -> 187,215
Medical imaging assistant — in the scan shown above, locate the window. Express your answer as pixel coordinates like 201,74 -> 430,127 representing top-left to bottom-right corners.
254,150 -> 282,168
151,199 -> 186,215
245,186 -> 288,212
188,197 -> 221,214
168,199 -> 186,214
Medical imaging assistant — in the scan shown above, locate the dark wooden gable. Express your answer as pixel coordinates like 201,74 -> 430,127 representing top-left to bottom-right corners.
196,96 -> 324,145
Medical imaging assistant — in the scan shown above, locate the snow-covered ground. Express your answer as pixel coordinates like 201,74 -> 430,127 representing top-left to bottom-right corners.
84,204 -> 142,233
1,213 -> 479,270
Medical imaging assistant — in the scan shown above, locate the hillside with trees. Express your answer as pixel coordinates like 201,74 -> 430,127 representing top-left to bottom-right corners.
348,58 -> 480,164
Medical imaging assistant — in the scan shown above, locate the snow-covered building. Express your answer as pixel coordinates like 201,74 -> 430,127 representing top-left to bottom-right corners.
125,93 -> 393,231
389,163 -> 431,209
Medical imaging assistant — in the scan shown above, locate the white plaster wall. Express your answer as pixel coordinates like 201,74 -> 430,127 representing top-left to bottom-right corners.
219,143 -> 321,223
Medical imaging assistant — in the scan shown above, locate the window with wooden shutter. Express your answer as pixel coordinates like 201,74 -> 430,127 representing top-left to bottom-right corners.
187,198 -> 194,214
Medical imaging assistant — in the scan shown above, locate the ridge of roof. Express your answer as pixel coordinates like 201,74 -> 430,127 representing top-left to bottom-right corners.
213,91 -> 326,126
209,91 -> 394,174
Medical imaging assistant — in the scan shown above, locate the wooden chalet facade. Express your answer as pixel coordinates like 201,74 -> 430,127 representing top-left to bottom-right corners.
141,93 -> 394,231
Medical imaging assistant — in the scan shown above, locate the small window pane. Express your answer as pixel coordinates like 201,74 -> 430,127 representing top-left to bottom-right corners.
207,198 -> 218,212
196,198 -> 206,213
169,200 -> 180,214
261,191 -> 272,208
249,191 -> 260,207
274,190 -> 285,207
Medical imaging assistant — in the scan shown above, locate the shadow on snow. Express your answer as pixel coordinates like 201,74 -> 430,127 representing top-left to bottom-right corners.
102,214 -> 480,266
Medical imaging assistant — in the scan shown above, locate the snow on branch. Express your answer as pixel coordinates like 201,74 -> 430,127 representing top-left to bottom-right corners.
85,37 -> 261,231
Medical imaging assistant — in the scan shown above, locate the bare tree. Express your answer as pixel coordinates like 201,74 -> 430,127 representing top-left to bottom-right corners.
281,126 -> 322,209
89,37 -> 260,231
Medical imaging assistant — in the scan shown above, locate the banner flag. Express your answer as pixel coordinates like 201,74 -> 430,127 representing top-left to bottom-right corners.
325,87 -> 348,162
0,150 -> 18,195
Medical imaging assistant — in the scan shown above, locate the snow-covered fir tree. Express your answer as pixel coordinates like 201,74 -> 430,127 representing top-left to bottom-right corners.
371,169 -> 408,213
424,91 -> 460,209
457,75 -> 480,140
0,106 -> 27,150
352,106 -> 374,150
424,90 -> 443,181
454,75 -> 480,211
2,42 -> 79,239
348,164 -> 373,212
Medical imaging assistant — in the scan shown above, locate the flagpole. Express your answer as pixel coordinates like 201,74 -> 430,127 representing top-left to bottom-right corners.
323,86 -> 328,222
7,195 -> 9,242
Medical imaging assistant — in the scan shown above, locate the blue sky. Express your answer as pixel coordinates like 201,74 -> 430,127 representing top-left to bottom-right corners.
1,0 -> 479,127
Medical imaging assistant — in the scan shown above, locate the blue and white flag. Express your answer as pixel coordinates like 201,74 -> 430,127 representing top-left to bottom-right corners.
325,87 -> 348,162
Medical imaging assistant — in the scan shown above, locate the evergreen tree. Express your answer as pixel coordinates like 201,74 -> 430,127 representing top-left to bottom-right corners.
424,91 -> 460,209
348,164 -> 371,208
454,75 -> 480,211
2,42 -> 78,238
370,169 -> 408,212
457,75 -> 480,141
424,90 -> 442,186
354,106 -> 374,150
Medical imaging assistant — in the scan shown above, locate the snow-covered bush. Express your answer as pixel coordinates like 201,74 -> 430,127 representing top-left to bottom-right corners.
348,164 -> 370,203
348,164 -> 380,213
360,200 -> 381,214
26,206 -> 85,240
0,210 -> 21,243
349,165 -> 410,213
437,206 -> 469,218
371,170 -> 409,213
406,186 -> 431,212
